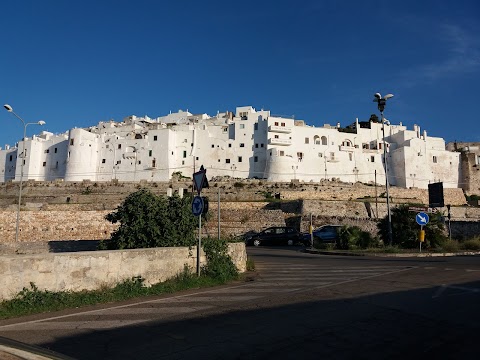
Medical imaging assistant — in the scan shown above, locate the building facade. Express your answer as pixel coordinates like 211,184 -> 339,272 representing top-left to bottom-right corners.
0,106 -> 461,189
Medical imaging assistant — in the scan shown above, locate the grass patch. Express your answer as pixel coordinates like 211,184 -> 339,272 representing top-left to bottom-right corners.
246,258 -> 255,271
0,267 -> 234,320
461,238 -> 480,251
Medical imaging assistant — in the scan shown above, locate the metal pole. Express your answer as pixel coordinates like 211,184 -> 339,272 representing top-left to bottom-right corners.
217,187 -> 220,240
15,125 -> 27,242
375,170 -> 378,219
197,210 -> 202,276
310,213 -> 313,248
382,113 -> 393,246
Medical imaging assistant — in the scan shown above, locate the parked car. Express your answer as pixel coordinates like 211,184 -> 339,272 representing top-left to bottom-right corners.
245,226 -> 302,246
303,225 -> 342,245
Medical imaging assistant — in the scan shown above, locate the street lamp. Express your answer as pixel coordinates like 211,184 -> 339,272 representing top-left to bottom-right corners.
372,93 -> 393,246
3,104 -> 45,242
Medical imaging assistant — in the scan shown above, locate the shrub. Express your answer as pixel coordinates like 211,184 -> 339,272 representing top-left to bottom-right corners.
233,182 -> 245,188
377,205 -> 447,249
104,189 -> 197,249
461,238 -> 480,251
336,225 -> 378,250
202,238 -> 238,282
440,240 -> 460,252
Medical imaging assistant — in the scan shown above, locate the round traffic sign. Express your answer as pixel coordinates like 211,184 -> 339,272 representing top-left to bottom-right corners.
192,196 -> 204,216
416,212 -> 429,226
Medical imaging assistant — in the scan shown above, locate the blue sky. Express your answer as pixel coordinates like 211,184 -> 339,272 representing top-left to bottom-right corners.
1,0 -> 479,148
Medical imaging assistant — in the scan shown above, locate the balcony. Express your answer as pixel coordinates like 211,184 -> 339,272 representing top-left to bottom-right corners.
268,125 -> 292,133
268,138 -> 292,146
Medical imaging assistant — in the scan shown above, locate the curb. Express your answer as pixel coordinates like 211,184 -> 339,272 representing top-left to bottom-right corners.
303,249 -> 480,258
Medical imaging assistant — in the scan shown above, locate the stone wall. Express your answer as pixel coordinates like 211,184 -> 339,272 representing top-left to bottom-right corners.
0,243 -> 246,301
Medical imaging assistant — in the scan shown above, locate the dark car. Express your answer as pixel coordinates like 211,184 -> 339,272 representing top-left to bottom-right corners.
303,225 -> 342,246
245,226 -> 302,246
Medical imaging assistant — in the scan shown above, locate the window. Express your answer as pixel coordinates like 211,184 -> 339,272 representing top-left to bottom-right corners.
254,123 -> 258,130
154,135 -> 158,141
70,139 -> 74,146
238,156 -> 242,162
305,137 -> 309,144
211,144 -> 215,148
45,149 -> 49,154
330,152 -> 335,160
318,153 -> 323,157
183,151 -> 187,158
138,160 -> 141,165
102,159 -> 106,164
182,161 -> 184,165
349,153 -> 353,161
274,135 -> 279,139
314,135 -> 320,145
321,136 -> 327,145
297,152 -> 304,161
54,147 -> 57,153
9,155 -> 12,161
281,122 -> 285,127
433,156 -> 437,163
149,150 -> 152,157
371,156 -> 375,162
226,159 -> 230,164
152,159 -> 156,167
55,161 -> 58,169
43,162 -> 46,167
280,151 -> 285,156
240,143 -> 245,147
255,143 -> 259,148
274,122 -> 279,126
116,160 -> 121,165
239,124 -> 245,129
228,143 -> 232,148
254,156 -> 258,162
196,157 -> 199,160
118,144 -> 121,149
261,143 -> 264,148
223,127 -> 228,132
183,139 -> 187,143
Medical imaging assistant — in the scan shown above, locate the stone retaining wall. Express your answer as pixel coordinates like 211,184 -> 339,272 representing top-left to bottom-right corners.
0,242 -> 246,301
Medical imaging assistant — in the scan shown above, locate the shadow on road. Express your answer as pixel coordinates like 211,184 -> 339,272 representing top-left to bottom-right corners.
37,279 -> 480,360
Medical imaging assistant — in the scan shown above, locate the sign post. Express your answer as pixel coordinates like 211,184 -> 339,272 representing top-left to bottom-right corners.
192,166 -> 208,276
416,212 -> 429,253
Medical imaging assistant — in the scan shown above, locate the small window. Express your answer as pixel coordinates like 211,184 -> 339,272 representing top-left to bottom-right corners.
223,127 -> 228,132
152,159 -> 156,167
183,150 -> 187,158
43,162 -> 46,167
212,144 -> 215,148
228,143 -> 232,148
149,150 -> 152,157
261,143 -> 264,148
238,156 -> 242,162
318,153 -> 323,157
102,159 -> 106,164
239,124 -> 245,129
226,159 -> 231,164
9,155 -> 12,161
70,139 -> 74,146
118,144 -> 121,149
196,157 -> 199,160
280,151 -> 285,156
297,152 -> 304,161
240,143 -> 245,147
182,160 -> 184,165
55,161 -> 58,169
274,135 -> 279,139
138,160 -> 141,165
116,160 -> 121,165
254,123 -> 258,130
154,135 -> 158,141
54,147 -> 58,153
254,156 -> 258,162
433,156 -> 437,163
218,159 -> 221,162
183,139 -> 187,143
305,137 -> 309,144
255,144 -> 259,148
371,156 -> 375,162
274,122 -> 279,126
45,149 -> 49,154
349,153 -> 353,161
281,122 -> 285,127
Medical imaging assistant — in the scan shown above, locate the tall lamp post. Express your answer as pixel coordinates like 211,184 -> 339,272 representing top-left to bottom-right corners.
372,93 -> 393,246
3,104 -> 45,242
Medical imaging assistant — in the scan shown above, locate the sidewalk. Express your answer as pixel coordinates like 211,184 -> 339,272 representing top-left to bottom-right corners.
304,248 -> 480,258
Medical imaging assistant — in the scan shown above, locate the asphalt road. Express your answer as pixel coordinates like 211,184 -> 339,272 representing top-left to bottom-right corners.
1,247 -> 479,359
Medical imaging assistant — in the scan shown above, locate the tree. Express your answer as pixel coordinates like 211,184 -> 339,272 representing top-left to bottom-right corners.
105,189 -> 197,249
377,205 -> 447,249
369,114 -> 380,123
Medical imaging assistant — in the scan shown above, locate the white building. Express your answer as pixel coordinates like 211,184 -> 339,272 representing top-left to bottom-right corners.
0,106 -> 461,189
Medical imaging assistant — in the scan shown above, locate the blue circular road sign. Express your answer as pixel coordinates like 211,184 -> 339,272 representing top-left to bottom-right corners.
192,196 -> 204,216
416,212 -> 429,226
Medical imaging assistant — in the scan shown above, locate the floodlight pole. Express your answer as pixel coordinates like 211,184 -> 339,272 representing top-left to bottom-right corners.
3,104 -> 45,242
381,111 -> 393,246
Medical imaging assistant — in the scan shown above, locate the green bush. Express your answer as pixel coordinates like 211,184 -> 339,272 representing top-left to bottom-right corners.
377,205 -> 447,249
461,238 -> 480,250
440,240 -> 460,252
202,238 -> 238,282
336,225 -> 378,250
